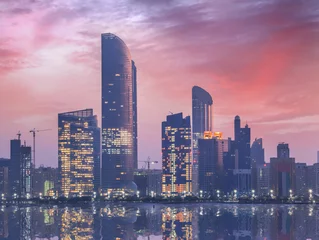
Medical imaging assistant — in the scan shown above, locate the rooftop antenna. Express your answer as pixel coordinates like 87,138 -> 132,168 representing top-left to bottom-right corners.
17,131 -> 21,140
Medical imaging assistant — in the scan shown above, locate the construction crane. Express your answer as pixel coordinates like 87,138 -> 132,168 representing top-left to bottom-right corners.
29,128 -> 52,168
139,157 -> 158,171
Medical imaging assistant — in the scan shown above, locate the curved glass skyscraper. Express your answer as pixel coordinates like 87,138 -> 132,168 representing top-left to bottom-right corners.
192,86 -> 213,194
101,33 -> 137,194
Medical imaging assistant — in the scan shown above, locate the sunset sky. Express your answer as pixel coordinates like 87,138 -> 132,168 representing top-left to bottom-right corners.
0,0 -> 318,167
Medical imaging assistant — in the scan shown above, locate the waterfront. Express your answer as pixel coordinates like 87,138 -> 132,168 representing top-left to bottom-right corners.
0,203 -> 318,239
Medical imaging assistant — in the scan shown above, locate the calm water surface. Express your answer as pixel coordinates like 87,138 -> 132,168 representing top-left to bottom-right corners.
0,203 -> 318,239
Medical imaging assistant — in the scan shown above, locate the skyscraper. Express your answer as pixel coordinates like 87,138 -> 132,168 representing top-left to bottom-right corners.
270,143 -> 296,197
192,86 -> 213,194
251,138 -> 265,167
101,33 -> 137,194
198,132 -> 218,196
9,139 -> 32,197
234,116 -> 251,169
162,113 -> 192,196
58,109 -> 100,197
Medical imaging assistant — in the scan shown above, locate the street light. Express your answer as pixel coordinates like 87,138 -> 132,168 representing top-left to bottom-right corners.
137,191 -> 140,198
309,189 -> 313,200
270,189 -> 274,199
252,189 -> 255,199
217,190 -> 220,199
234,189 -> 237,199
200,190 -> 203,198
151,191 -> 154,198
26,193 -> 30,200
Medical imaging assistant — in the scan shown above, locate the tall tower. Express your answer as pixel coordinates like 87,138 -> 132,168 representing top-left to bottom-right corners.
101,33 -> 137,194
58,109 -> 100,197
192,86 -> 213,195
251,138 -> 265,167
234,116 -> 251,169
234,115 -> 241,141
162,113 -> 192,196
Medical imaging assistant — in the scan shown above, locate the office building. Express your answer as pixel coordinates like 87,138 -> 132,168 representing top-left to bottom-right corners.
222,139 -> 237,194
256,163 -> 270,196
270,143 -> 296,197
198,132 -> 218,196
58,109 -> 100,197
192,86 -> 213,194
134,169 -> 162,197
0,158 -> 9,197
101,33 -> 137,194
234,116 -> 251,169
162,113 -> 192,196
33,166 -> 58,197
251,138 -> 265,167
9,139 -> 32,198
295,163 -> 307,196
233,169 -> 251,194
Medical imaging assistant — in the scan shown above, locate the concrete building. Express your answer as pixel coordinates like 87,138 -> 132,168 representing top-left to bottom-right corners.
101,33 -> 137,194
58,109 -> 100,197
270,143 -> 296,197
192,86 -> 213,195
233,169 -> 251,195
162,113 -> 192,196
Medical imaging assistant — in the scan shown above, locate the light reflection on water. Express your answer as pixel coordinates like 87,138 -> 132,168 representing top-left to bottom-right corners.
0,203 -> 318,239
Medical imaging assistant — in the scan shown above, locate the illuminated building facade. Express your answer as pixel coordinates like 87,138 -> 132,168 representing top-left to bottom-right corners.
256,163 -> 270,196
270,143 -> 296,197
192,86 -> 213,194
134,169 -> 162,197
162,208 -> 193,239
9,139 -> 32,197
101,33 -> 137,194
33,167 -> 58,197
162,113 -> 191,196
58,109 -> 100,197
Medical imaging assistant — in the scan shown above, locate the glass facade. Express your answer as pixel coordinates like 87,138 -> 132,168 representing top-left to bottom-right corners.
101,33 -> 137,194
192,86 -> 213,194
162,113 -> 192,196
58,109 -> 100,197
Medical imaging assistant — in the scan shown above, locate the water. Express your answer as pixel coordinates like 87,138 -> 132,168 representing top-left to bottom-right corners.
0,203 -> 318,239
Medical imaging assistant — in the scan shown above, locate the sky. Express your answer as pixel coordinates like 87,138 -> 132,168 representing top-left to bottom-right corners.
0,0 -> 319,168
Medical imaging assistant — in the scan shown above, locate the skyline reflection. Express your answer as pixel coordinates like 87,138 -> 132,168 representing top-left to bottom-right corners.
0,204 -> 318,239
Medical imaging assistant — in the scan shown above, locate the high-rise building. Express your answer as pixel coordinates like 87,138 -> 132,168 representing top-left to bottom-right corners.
0,158 -> 9,197
222,139 -> 237,194
134,169 -> 162,197
295,163 -> 307,196
192,86 -> 213,194
9,139 -> 32,198
33,166 -> 58,197
162,113 -> 192,196
251,138 -> 265,167
317,151 -> 319,163
234,116 -> 251,169
270,143 -> 296,197
198,133 -> 218,196
277,143 -> 290,158
101,33 -> 137,194
256,163 -> 270,196
58,109 -> 100,197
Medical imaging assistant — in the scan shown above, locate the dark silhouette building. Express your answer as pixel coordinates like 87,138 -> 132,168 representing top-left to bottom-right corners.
234,116 -> 251,169
198,132 -> 218,196
101,33 -> 137,194
192,86 -> 213,194
251,138 -> 265,167
9,139 -> 32,198
162,113 -> 191,196
58,109 -> 100,197
270,143 -> 296,197
33,166 -> 58,197
0,158 -> 10,197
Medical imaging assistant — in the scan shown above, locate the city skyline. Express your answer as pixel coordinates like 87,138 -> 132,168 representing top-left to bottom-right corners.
1,0 -> 319,168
